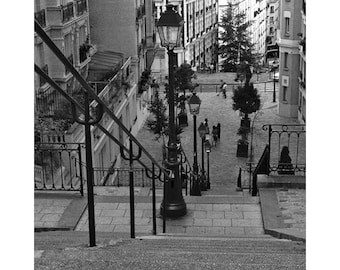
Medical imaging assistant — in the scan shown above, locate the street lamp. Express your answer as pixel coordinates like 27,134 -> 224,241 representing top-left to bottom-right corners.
188,92 -> 201,196
198,122 -> 208,191
204,140 -> 212,189
156,4 -> 186,217
271,59 -> 279,102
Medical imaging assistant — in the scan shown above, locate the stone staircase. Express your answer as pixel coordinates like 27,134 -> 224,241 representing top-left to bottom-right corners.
35,231 -> 306,269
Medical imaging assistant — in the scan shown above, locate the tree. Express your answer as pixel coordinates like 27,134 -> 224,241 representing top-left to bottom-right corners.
174,62 -> 197,95
146,89 -> 183,163
232,82 -> 261,122
219,3 -> 255,72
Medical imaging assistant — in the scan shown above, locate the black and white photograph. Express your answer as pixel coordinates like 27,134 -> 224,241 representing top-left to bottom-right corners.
4,0 -> 340,269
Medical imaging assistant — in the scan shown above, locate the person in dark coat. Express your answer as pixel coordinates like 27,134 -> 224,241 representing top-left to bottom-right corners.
212,126 -> 218,146
277,146 -> 295,175
216,123 -> 221,141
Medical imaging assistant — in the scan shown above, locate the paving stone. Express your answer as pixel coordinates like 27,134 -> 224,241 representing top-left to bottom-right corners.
195,204 -> 213,211
231,204 -> 261,212
94,202 -> 119,210
224,211 -> 243,219
206,226 -> 225,235
96,217 -> 113,225
244,227 -> 265,235
111,217 -> 130,225
134,218 -> 151,225
164,218 -> 194,226
232,219 -> 263,227
125,210 -> 144,218
41,214 -> 62,222
114,225 -> 130,233
100,209 -> 126,217
185,226 -> 206,234
243,211 -> 262,219
117,203 -> 130,210
212,218 -> 232,227
135,226 -> 153,233
207,211 -> 224,219
35,214 -> 44,221
194,218 -> 213,226
193,211 -> 207,218
213,204 -> 231,211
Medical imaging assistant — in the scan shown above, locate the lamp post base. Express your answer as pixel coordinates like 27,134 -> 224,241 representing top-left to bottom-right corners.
160,200 -> 187,217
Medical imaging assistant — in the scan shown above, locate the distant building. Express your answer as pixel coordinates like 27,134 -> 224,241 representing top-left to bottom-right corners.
277,0 -> 303,119
265,0 -> 280,65
297,0 -> 306,123
152,0 -> 219,78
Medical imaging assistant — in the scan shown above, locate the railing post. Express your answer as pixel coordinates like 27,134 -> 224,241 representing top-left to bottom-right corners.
84,91 -> 96,247
252,173 -> 258,196
162,172 -> 166,233
78,144 -> 84,196
152,164 -> 156,235
129,138 -> 135,239
237,168 -> 242,190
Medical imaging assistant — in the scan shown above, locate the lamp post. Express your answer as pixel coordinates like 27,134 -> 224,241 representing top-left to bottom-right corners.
156,4 -> 186,217
205,140 -> 211,189
198,122 -> 208,191
188,92 -> 201,196
271,59 -> 279,102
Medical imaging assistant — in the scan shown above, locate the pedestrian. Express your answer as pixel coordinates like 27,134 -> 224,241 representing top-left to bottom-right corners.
204,118 -> 210,134
222,82 -> 227,99
216,123 -> 221,140
212,126 -> 218,146
209,63 -> 214,73
277,146 -> 295,175
218,80 -> 224,96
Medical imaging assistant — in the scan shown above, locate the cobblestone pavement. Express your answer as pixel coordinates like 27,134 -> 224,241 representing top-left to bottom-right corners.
124,73 -> 305,193
276,189 -> 306,231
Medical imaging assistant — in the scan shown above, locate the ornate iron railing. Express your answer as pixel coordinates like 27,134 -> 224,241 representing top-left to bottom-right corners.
35,9 -> 46,28
76,0 -> 87,16
62,3 -> 74,23
34,142 -> 84,195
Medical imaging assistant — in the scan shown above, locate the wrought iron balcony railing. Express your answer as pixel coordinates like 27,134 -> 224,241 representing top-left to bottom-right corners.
76,0 -> 87,16
62,3 -> 74,23
35,9 -> 46,28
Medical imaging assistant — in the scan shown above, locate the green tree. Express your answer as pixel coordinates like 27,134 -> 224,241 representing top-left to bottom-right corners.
232,82 -> 261,122
219,3 -> 255,72
174,62 -> 197,95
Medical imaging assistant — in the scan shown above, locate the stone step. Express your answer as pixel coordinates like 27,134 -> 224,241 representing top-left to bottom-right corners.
35,231 -> 305,269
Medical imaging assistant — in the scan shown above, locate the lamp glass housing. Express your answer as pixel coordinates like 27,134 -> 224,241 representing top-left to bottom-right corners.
188,93 -> 201,115
198,123 -> 207,138
156,5 -> 184,50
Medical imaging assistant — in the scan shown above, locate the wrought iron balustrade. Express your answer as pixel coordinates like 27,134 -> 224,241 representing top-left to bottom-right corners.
76,0 -> 87,16
34,142 -> 84,195
35,9 -> 46,28
62,3 -> 74,23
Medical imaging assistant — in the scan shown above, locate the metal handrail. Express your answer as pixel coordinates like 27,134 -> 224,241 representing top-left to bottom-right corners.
34,20 -> 169,180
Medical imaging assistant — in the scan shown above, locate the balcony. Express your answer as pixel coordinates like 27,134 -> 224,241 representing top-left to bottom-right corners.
35,9 -> 46,28
62,3 -> 74,23
76,0 -> 87,16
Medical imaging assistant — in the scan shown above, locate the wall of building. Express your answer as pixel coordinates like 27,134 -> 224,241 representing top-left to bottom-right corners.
277,0 -> 302,119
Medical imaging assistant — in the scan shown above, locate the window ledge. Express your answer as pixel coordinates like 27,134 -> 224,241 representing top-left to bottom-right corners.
283,68 -> 289,71
284,33 -> 290,37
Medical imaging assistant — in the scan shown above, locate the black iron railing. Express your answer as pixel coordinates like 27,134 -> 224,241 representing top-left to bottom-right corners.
35,142 -> 84,195
62,3 -> 74,23
243,124 -> 306,196
76,0 -> 87,16
35,21 -> 170,242
35,9 -> 46,28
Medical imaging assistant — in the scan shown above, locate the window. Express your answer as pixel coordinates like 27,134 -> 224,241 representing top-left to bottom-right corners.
285,17 -> 290,34
270,17 -> 274,24
284,52 -> 288,68
269,27 -> 274,35
270,6 -> 274,13
283,86 -> 287,102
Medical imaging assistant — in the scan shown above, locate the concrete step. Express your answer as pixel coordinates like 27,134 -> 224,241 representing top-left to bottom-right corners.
35,231 -> 305,269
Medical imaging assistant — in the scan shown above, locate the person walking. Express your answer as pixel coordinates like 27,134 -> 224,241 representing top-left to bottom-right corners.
218,80 -> 224,96
222,82 -> 227,99
212,126 -> 218,146
204,118 -> 210,134
216,123 -> 221,141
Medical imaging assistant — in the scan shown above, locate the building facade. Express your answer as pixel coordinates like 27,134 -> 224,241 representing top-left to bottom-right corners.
152,0 -> 218,78
277,0 -> 302,118
297,0 -> 306,123
35,0 -> 155,180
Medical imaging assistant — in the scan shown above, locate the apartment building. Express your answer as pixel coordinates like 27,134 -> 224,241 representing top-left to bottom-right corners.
34,0 -> 156,181
265,0 -> 280,65
298,0 -> 306,123
277,0 -> 303,118
34,0 -> 92,118
152,0 -> 218,78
